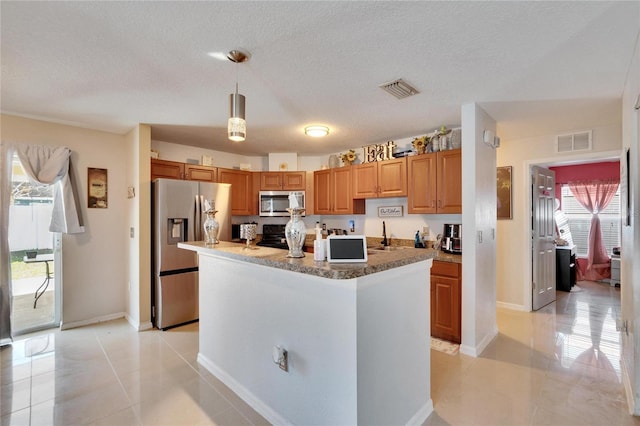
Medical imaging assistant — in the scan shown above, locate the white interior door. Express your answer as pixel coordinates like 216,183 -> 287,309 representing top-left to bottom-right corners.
532,165 -> 556,310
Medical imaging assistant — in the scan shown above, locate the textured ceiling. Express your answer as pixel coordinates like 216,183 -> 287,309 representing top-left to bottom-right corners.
1,1 -> 638,156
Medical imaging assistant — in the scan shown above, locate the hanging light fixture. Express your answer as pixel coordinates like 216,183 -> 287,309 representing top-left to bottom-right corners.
227,50 -> 250,142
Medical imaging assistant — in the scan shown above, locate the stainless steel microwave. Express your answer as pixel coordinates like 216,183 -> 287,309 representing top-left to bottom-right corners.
259,191 -> 305,217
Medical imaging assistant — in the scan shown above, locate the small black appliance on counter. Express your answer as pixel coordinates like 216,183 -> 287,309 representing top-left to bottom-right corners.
442,224 -> 462,254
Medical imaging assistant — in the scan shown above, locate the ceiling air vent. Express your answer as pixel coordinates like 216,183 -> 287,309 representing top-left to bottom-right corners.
555,130 -> 592,153
379,79 -> 419,99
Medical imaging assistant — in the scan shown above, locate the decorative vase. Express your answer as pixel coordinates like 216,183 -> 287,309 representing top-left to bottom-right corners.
328,155 -> 340,168
203,210 -> 219,245
415,145 -> 426,155
240,223 -> 257,249
285,208 -> 306,258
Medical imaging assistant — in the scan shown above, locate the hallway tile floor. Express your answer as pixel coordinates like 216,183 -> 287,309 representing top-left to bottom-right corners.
428,280 -> 637,426
1,280 -> 637,425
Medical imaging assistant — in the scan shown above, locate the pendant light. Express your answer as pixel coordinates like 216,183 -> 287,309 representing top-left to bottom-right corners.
227,50 -> 250,142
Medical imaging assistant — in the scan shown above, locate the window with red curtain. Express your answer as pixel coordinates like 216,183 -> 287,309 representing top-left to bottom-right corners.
561,180 -> 620,281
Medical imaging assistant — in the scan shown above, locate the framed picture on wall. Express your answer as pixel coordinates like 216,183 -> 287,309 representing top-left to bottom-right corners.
497,166 -> 512,220
88,167 -> 108,208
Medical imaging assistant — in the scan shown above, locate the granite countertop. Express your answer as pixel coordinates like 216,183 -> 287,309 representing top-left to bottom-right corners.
178,241 -> 438,280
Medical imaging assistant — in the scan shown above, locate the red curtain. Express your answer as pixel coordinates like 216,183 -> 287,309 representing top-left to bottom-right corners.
568,180 -> 619,281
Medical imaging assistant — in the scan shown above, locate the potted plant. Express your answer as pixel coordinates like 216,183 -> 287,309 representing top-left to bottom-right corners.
340,150 -> 357,166
411,136 -> 429,154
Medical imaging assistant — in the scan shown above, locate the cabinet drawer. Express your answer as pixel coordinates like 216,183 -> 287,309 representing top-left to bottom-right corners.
432,260 -> 460,278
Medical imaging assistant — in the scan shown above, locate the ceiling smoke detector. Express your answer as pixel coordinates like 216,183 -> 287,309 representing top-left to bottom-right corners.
379,79 -> 419,99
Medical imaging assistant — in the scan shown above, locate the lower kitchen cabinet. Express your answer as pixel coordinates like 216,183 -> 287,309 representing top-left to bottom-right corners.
431,260 -> 461,344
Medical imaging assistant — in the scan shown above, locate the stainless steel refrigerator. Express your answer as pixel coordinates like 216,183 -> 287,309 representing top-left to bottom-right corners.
152,178 -> 232,330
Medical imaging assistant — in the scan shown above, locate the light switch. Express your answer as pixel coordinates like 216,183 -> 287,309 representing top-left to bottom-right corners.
478,230 -> 483,243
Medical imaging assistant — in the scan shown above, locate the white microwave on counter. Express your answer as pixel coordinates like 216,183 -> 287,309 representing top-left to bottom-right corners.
259,191 -> 305,217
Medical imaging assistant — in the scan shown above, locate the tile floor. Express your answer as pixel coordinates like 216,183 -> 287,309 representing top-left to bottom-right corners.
1,280 -> 638,425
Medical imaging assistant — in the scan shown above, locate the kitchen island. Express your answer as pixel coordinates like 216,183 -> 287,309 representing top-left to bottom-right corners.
178,241 -> 435,425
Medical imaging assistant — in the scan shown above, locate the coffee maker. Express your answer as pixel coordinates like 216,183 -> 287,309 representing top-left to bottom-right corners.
442,224 -> 462,254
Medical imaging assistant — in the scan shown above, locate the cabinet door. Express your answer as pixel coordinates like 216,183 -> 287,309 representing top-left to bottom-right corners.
431,274 -> 461,344
260,172 -> 282,190
352,163 -> 378,199
314,169 -> 332,215
437,149 -> 462,213
282,172 -> 306,190
431,261 -> 461,343
407,154 -> 437,213
378,157 -> 407,198
185,164 -> 216,182
333,167 -> 353,214
218,168 -> 253,215
151,159 -> 184,180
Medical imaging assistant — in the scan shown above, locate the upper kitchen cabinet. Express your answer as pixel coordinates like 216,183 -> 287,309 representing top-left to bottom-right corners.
352,157 -> 407,199
217,168 -> 257,216
184,164 -> 217,182
407,149 -> 461,214
151,159 -> 185,180
260,171 -> 306,191
151,159 -> 216,182
314,167 -> 365,215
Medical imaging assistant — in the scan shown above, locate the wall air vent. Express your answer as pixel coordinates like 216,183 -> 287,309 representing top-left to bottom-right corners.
379,79 -> 419,99
555,130 -> 592,153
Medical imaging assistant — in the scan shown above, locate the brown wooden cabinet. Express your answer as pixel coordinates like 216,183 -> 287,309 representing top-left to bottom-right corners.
430,260 -> 461,344
184,164 -> 217,182
217,168 -> 256,216
259,171 -> 306,191
151,159 -> 217,182
352,157 -> 407,199
151,159 -> 184,180
314,167 -> 365,215
407,149 -> 461,214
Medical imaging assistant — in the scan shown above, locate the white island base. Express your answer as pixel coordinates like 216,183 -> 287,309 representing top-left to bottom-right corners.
183,243 -> 433,425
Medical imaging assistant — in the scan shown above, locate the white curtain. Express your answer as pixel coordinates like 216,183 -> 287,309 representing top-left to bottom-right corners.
0,142 -> 85,345
15,144 -> 84,234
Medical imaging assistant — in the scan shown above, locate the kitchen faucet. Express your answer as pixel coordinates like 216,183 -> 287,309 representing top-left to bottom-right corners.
381,221 -> 389,246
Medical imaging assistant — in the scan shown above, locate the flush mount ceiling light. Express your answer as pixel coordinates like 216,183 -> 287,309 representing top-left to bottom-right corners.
227,49 -> 250,142
304,125 -> 330,138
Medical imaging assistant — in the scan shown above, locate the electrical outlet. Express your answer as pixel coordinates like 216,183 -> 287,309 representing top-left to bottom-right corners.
130,227 -> 135,238
478,230 -> 483,243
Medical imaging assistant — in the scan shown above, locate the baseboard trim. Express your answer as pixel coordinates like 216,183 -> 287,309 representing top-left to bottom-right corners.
460,328 -> 498,357
197,352 -> 292,426
406,399 -> 434,426
60,312 -> 125,330
496,301 -> 529,311
125,314 -> 154,331
621,355 -> 636,415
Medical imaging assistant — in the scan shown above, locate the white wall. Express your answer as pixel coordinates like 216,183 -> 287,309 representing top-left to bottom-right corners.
460,103 -> 498,356
126,125 -> 152,330
496,123 -> 622,310
620,29 -> 640,415
1,114 -> 128,327
151,140 -> 266,171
